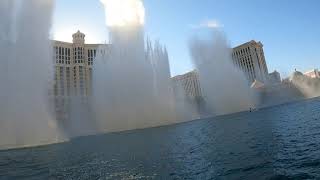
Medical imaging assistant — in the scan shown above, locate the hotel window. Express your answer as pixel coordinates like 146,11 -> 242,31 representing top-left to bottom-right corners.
89,68 -> 92,80
54,84 -> 58,96
66,67 -> 70,95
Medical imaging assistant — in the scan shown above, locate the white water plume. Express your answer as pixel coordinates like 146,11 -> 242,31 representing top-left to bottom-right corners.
100,0 -> 145,27
0,0 -> 61,149
92,24 -> 177,132
189,31 -> 256,115
290,72 -> 320,98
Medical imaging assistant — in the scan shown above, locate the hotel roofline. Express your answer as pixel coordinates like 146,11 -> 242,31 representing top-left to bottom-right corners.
233,40 -> 263,49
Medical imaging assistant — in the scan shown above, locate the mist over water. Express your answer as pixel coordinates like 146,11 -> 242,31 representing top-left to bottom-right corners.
189,31 -> 256,115
2,0 -> 317,151
291,73 -> 320,98
0,0 -> 60,149
92,26 -> 177,132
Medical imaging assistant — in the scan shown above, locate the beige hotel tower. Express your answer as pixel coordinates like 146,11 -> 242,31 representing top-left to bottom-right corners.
52,30 -> 105,120
232,40 -> 269,83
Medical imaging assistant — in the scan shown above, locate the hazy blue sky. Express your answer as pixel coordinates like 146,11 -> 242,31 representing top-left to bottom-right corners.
52,0 -> 320,77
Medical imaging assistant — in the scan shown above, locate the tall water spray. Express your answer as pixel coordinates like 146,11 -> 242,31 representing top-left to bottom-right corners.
0,0 -> 60,149
189,31 -> 256,115
290,72 -> 320,98
92,0 -> 176,132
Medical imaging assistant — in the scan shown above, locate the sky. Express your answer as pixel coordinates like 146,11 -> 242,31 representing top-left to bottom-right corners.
52,0 -> 320,78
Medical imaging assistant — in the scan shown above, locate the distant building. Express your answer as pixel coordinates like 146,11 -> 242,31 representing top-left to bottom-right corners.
304,69 -> 320,78
172,70 -> 202,99
268,70 -> 281,84
52,30 -> 108,121
232,40 -> 269,83
172,70 -> 208,117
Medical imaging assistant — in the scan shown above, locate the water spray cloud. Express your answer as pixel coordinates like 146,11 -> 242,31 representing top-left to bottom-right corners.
100,0 -> 145,27
189,31 -> 255,115
0,0 -> 61,149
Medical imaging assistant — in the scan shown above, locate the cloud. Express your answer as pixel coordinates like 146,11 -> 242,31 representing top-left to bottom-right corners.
190,19 -> 223,29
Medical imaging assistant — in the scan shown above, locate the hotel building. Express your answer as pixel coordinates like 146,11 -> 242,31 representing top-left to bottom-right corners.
231,40 -> 269,83
172,70 -> 202,99
52,30 -> 107,120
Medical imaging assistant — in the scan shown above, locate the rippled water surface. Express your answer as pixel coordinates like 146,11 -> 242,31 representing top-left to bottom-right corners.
1,98 -> 320,180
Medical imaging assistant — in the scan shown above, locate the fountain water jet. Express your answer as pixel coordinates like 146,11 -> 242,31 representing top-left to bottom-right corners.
92,26 -> 177,132
290,72 -> 320,98
0,0 -> 61,149
92,0 -> 178,132
189,30 -> 256,116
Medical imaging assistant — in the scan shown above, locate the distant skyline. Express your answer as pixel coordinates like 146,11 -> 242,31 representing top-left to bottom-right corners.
52,0 -> 320,77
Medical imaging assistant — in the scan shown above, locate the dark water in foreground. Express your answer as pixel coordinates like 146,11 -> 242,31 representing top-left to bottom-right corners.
1,98 -> 320,180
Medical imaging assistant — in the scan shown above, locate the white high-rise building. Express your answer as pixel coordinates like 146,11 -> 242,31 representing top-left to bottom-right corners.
232,40 -> 269,83
52,30 -> 106,97
52,30 -> 108,120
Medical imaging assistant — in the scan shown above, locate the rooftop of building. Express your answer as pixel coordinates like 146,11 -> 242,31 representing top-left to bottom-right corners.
51,30 -> 109,46
172,70 -> 198,80
233,40 -> 263,50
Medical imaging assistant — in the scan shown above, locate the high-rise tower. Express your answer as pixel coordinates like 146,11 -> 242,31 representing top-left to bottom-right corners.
232,40 -> 269,83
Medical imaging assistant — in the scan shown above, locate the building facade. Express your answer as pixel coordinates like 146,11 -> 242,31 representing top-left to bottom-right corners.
172,70 -> 202,99
52,30 -> 106,121
232,40 -> 269,83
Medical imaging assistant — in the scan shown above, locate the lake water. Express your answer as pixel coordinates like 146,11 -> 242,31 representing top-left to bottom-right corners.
1,98 -> 320,180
